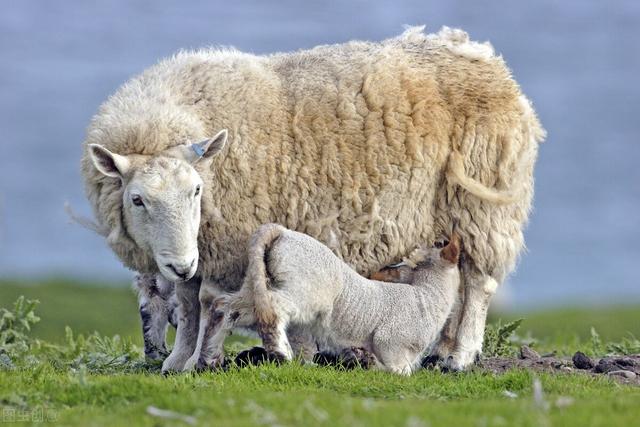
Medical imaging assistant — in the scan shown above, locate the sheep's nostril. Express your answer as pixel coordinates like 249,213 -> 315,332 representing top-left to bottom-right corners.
166,263 -> 189,279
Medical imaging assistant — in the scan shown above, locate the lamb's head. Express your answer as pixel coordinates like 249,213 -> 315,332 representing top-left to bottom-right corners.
416,233 -> 461,268
88,129 -> 228,282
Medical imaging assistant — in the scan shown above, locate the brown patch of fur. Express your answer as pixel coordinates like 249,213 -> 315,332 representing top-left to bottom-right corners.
257,320 -> 280,354
440,232 -> 461,265
198,298 -> 226,365
369,265 -> 415,283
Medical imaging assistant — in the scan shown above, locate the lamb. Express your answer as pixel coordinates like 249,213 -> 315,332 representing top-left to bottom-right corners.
80,26 -> 545,372
198,224 -> 462,375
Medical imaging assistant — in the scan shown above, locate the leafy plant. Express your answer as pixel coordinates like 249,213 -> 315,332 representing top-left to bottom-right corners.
606,334 -> 640,355
0,296 -> 40,364
590,327 -> 603,355
42,326 -> 148,373
0,296 -> 148,373
590,327 -> 640,356
483,318 -> 524,357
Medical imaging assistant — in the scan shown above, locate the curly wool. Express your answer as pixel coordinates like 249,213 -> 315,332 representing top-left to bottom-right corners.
81,26 -> 545,288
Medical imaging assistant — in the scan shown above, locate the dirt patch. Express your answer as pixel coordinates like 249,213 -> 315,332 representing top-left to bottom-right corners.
226,345 -> 640,385
478,346 -> 640,386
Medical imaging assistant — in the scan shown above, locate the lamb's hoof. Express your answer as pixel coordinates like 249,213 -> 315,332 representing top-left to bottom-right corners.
265,351 -> 287,365
313,348 -> 375,369
212,356 -> 230,371
339,347 -> 375,370
195,356 -> 209,373
234,346 -> 269,367
313,351 -> 339,366
195,355 -> 228,372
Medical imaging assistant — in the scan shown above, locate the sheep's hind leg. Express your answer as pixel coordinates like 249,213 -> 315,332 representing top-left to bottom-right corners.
161,278 -> 201,373
444,267 -> 498,372
258,316 -> 293,363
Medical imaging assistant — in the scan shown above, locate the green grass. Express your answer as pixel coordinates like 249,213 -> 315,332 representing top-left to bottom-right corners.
3,364 -> 639,426
1,280 -> 639,426
0,278 -> 140,343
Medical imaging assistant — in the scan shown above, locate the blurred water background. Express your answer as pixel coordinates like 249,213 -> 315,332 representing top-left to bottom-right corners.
0,0 -> 638,308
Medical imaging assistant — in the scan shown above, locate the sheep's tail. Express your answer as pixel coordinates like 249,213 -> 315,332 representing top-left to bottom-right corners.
64,202 -> 109,237
244,223 -> 286,328
445,150 -> 522,204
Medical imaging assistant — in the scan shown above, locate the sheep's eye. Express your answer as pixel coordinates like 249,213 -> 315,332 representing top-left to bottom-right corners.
132,195 -> 144,207
194,185 -> 201,197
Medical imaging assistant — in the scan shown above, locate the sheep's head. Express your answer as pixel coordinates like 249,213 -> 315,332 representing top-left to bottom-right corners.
88,129 -> 228,282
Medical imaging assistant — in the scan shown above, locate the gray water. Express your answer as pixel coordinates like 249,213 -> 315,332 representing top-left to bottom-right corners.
1,0 -> 639,308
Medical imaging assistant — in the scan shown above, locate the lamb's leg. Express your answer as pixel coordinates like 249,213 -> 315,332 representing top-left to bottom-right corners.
194,298 -> 238,371
183,281 -> 223,372
134,273 -> 171,361
372,338 -> 418,376
167,290 -> 179,329
286,324 -> 316,362
444,266 -> 498,371
161,277 -> 201,373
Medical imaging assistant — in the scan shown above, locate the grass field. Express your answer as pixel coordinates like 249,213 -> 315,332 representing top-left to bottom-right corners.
1,279 -> 639,426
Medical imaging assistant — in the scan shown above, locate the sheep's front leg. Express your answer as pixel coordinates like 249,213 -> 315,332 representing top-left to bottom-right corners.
134,273 -> 178,361
161,278 -> 201,373
134,274 -> 171,360
443,267 -> 498,371
425,284 -> 464,366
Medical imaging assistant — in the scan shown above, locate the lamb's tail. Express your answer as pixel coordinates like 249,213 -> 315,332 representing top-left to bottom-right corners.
243,223 -> 287,328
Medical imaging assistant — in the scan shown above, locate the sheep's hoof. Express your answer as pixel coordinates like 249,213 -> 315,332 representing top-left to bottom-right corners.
421,354 -> 443,369
443,350 -> 480,372
161,353 -> 189,375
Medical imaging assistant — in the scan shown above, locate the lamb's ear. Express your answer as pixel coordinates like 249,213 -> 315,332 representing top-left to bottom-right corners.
440,232 -> 461,265
89,144 -> 130,179
187,129 -> 228,164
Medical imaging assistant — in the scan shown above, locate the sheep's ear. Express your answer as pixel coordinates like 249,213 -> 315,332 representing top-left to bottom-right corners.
187,129 -> 228,164
89,144 -> 130,179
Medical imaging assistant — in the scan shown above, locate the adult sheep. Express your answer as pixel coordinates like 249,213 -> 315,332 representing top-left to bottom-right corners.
81,26 -> 544,372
